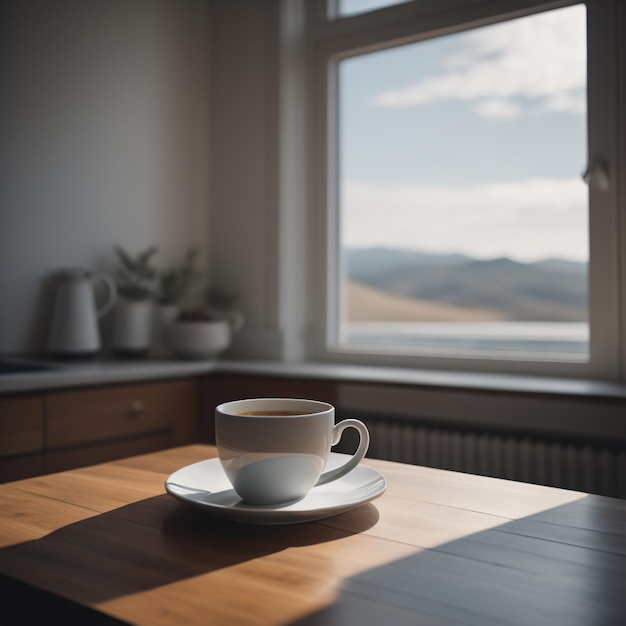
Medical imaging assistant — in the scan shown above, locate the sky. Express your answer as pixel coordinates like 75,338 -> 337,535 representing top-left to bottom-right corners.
339,4 -> 589,263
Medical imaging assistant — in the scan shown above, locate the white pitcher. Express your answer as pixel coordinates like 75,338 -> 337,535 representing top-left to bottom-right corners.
47,267 -> 117,358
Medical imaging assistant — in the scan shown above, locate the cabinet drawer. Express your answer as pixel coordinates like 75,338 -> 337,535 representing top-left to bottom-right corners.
47,379 -> 198,449
46,432 -> 174,474
0,453 -> 45,482
0,395 -> 44,457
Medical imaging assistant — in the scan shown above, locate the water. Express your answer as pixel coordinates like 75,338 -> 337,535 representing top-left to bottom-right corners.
344,321 -> 589,358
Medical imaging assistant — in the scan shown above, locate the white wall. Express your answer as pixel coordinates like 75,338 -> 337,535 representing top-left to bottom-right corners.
208,0 -> 285,359
0,0 -> 211,355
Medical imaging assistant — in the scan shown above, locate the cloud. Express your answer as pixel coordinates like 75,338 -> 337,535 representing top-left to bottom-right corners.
342,178 -> 588,262
373,5 -> 586,120
473,99 -> 521,121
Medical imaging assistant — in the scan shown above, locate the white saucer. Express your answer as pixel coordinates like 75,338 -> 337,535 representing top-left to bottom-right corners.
165,452 -> 387,525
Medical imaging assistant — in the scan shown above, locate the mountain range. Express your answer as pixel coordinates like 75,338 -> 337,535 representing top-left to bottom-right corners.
346,247 -> 588,322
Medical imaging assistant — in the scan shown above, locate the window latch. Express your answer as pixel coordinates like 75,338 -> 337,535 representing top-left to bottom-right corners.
582,159 -> 610,191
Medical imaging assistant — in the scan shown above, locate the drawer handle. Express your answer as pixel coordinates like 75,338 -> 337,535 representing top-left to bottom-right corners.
130,400 -> 144,415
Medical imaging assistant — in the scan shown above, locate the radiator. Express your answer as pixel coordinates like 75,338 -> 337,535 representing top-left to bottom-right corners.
361,419 -> 626,499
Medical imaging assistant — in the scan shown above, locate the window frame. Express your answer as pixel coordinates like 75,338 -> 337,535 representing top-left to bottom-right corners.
304,0 -> 626,380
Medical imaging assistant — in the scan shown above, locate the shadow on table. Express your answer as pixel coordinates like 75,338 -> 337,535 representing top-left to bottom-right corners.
286,494 -> 626,626
0,493 -> 380,625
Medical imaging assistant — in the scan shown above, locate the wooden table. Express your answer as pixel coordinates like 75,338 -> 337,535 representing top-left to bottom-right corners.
1,444 -> 625,625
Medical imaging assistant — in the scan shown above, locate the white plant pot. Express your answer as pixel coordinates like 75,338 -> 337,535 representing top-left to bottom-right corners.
113,299 -> 154,358
165,319 -> 232,360
152,304 -> 180,357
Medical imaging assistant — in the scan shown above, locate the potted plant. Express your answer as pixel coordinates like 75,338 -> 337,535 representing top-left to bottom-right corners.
154,248 -> 202,356
205,286 -> 244,335
164,286 -> 244,360
112,245 -> 158,358
156,248 -> 201,310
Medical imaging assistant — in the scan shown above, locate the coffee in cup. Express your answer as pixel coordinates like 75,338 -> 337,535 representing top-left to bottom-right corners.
215,398 -> 370,505
235,410 -> 309,417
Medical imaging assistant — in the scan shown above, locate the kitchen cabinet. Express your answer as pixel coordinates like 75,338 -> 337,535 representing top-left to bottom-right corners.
0,378 -> 200,481
0,395 -> 45,481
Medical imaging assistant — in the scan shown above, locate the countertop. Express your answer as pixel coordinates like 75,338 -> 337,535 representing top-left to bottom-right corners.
3,355 -> 626,399
0,357 -> 216,393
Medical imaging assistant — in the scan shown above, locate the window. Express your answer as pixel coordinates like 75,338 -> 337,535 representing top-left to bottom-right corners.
306,0 -> 624,378
340,6 -> 589,361
333,0 -> 415,18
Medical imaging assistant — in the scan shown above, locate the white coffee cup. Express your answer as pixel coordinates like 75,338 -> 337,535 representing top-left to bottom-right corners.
215,398 -> 370,505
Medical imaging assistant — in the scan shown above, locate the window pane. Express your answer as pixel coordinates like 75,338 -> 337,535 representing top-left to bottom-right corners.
337,5 -> 589,361
337,0 -> 414,18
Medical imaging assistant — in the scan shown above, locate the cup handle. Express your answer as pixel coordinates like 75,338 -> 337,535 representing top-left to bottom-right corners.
227,310 -> 245,334
92,272 -> 117,318
315,419 -> 370,486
